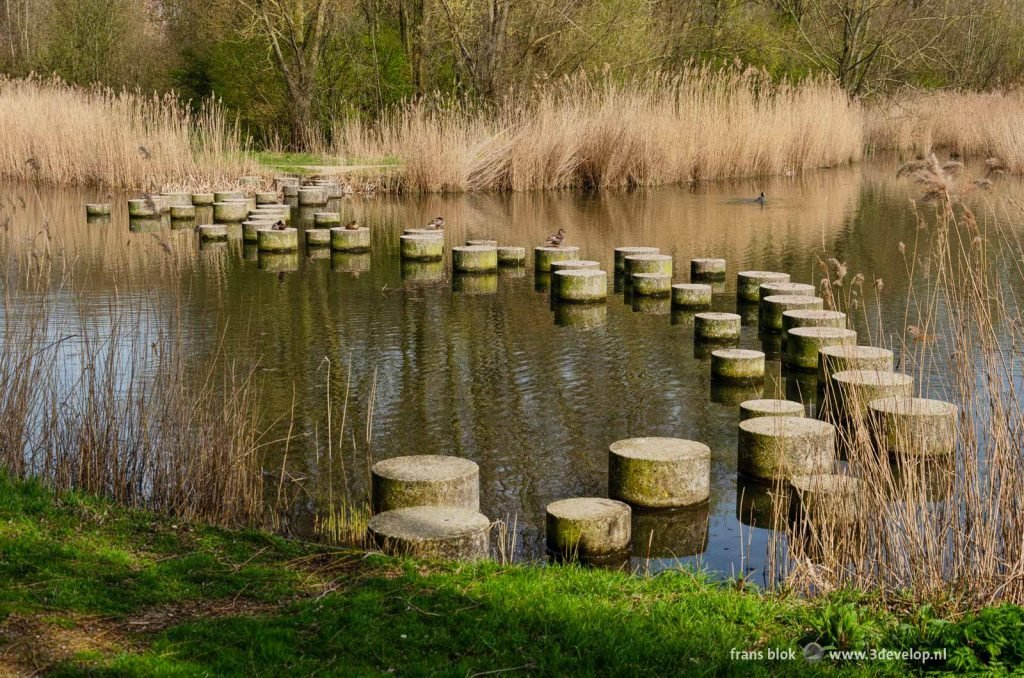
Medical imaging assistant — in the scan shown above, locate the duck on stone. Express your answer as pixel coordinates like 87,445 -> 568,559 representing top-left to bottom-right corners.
344,219 -> 360,230
545,228 -> 566,247
426,216 -> 444,230
272,220 -> 287,231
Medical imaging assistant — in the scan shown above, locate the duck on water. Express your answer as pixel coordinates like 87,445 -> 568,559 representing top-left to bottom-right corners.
725,192 -> 766,205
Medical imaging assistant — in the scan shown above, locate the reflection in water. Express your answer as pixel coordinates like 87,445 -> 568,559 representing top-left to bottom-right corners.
453,272 -> 498,294
129,217 -> 164,233
631,503 -> 710,561
331,252 -> 371,273
694,338 -> 737,360
307,246 -> 331,261
259,252 -> 299,273
534,272 -> 551,292
632,296 -> 671,315
736,477 -> 790,530
705,280 -> 727,295
785,369 -> 820,411
553,303 -> 607,329
671,308 -> 696,327
402,259 -> 445,284
710,381 -> 763,406
199,239 -> 228,253
736,301 -> 759,326
759,333 -> 783,361
2,160 -> 1016,579
498,265 -> 526,280
890,455 -> 955,504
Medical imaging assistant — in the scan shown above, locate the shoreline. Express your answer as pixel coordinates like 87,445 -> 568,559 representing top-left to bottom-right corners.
0,473 -> 1019,675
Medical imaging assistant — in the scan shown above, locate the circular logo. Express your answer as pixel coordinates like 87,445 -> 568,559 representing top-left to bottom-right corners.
803,642 -> 825,663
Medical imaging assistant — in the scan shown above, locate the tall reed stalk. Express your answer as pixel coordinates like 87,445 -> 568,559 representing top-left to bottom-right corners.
333,66 -> 863,193
0,231 -> 266,526
867,91 -> 1024,173
0,76 -> 256,190
304,357 -> 374,548
769,163 -> 1024,610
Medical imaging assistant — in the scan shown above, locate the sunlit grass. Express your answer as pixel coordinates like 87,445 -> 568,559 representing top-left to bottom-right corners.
6,474 -> 1021,675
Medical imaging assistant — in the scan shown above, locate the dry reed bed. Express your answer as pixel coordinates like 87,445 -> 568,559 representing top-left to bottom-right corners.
335,68 -> 864,192
7,72 -> 1024,194
769,179 -> 1024,609
0,77 -> 256,190
867,91 -> 1024,173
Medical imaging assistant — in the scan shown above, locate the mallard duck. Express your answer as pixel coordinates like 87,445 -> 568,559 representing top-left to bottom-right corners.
344,219 -> 360,230
272,220 -> 287,231
755,191 -> 766,204
426,216 -> 444,230
545,228 -> 566,247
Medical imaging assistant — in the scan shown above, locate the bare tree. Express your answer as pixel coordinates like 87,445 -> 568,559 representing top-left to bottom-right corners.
436,0 -> 513,97
236,0 -> 337,148
780,0 -> 961,96
1,0 -> 48,72
392,0 -> 426,96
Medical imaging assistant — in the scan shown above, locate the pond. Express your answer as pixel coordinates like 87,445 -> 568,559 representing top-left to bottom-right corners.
1,158 -> 1017,583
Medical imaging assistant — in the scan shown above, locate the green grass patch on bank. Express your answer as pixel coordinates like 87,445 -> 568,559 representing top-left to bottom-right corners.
253,151 -> 403,175
0,474 -> 1021,676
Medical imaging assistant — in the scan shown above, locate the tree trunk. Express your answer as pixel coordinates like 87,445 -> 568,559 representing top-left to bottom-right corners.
287,81 -> 316,149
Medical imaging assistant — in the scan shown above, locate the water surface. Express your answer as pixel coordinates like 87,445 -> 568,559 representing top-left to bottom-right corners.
2,159 -> 1019,582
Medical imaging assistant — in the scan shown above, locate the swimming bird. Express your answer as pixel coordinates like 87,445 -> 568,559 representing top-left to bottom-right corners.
545,228 -> 566,247
272,220 -> 287,231
426,216 -> 444,230
755,191 -> 766,204
25,157 -> 39,172
344,219 -> 360,230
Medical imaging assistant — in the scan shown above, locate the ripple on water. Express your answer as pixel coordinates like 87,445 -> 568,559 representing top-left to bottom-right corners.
3,165 -> 1018,577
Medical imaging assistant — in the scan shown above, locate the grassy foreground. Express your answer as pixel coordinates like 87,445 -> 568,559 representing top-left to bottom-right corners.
0,476 -> 1021,676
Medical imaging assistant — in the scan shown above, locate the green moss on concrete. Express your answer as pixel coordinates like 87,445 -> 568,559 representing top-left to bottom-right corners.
330,227 -> 371,252
737,416 -> 835,481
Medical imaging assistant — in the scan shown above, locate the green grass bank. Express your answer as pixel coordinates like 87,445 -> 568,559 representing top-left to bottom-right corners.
0,474 -> 1021,676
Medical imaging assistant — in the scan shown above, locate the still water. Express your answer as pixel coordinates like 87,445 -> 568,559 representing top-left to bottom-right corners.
2,159 -> 1017,581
